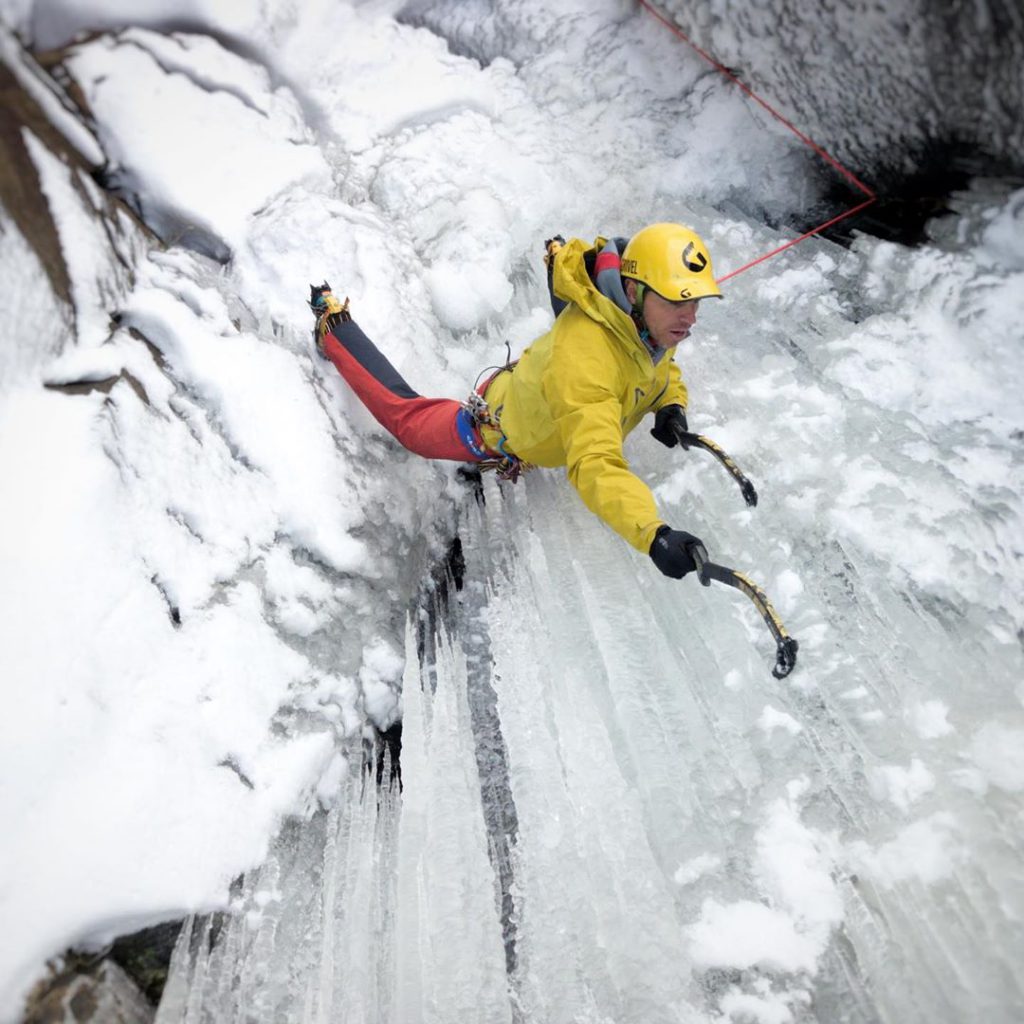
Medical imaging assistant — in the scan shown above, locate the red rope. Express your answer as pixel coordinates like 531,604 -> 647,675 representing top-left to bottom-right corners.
636,0 -> 876,279
718,197 -> 877,280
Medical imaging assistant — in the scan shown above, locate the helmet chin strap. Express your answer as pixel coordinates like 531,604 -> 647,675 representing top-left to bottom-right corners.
630,281 -> 650,341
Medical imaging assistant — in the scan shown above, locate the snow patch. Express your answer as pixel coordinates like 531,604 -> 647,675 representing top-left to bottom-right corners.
754,787 -> 843,943
906,699 -> 954,739
773,568 -> 804,614
965,722 -> 1024,793
848,813 -> 962,888
359,637 -> 404,731
757,705 -> 803,737
688,783 -> 841,979
719,981 -> 810,1024
979,188 -> 1024,271
673,853 -> 722,887
687,899 -> 821,974
868,759 -> 936,812
64,31 -> 330,254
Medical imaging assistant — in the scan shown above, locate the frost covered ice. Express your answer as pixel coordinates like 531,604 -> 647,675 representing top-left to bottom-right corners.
1,0 -> 1023,1022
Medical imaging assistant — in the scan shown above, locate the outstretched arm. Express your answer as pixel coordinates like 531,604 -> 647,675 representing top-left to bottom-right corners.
657,357 -> 688,412
549,370 -> 666,554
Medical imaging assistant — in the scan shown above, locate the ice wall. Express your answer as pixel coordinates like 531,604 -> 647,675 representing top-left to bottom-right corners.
2,1 -> 1022,1021
399,0 -> 1024,182
158,422 -> 1024,1021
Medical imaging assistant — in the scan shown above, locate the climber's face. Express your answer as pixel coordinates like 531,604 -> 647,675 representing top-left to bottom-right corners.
625,279 -> 700,349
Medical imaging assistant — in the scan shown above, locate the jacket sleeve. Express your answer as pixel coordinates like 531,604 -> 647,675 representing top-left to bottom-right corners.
544,342 -> 666,553
655,356 -> 688,412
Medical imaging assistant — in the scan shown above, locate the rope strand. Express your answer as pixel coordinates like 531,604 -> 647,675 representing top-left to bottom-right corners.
636,0 -> 877,278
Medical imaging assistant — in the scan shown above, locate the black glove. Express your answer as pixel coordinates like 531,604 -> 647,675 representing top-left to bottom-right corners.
649,525 -> 704,579
650,404 -> 689,448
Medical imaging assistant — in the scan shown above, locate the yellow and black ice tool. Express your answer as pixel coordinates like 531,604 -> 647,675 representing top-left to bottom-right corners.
688,541 -> 800,680
672,426 -> 758,508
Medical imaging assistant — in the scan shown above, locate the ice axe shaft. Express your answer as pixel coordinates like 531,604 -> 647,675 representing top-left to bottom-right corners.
671,425 -> 758,507
688,542 -> 799,679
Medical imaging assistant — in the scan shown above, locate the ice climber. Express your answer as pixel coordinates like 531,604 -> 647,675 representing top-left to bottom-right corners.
310,222 -> 722,581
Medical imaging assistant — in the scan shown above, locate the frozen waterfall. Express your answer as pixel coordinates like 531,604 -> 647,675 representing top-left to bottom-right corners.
1,1 -> 1022,1022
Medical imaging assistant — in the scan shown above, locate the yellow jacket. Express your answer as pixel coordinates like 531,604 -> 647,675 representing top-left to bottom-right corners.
480,236 -> 688,552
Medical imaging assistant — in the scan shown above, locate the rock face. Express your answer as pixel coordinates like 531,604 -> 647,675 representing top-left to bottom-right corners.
0,24 -> 150,389
23,960 -> 154,1024
107,923 -> 185,1009
0,52 -> 74,307
17,922 -> 185,1023
0,29 -> 172,1022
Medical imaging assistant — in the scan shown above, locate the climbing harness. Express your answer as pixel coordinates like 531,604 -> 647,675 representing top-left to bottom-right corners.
462,394 -> 531,482
688,541 -> 800,679
462,349 -> 533,483
636,0 -> 877,280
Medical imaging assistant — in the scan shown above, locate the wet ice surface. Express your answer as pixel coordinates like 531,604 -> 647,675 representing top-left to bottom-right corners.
156,450 -> 1024,1023
2,0 -> 1023,1021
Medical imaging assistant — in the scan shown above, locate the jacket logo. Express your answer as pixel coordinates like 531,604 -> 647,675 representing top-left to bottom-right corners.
681,242 -> 707,273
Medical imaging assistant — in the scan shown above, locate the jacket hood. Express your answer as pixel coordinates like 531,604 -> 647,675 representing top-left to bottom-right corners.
551,236 -> 654,363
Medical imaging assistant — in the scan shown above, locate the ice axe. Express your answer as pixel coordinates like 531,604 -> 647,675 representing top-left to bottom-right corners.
685,541 -> 799,679
667,424 -> 798,677
670,423 -> 758,507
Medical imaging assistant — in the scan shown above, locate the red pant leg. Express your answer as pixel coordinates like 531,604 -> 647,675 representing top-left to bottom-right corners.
323,320 -> 487,461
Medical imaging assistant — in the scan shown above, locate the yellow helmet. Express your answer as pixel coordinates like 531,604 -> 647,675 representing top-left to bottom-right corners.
620,223 -> 722,303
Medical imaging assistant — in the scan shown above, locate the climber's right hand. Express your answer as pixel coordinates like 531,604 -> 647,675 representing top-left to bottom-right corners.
649,525 -> 706,580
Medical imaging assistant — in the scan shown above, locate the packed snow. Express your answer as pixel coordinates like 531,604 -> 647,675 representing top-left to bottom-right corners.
1,0 -> 1022,1022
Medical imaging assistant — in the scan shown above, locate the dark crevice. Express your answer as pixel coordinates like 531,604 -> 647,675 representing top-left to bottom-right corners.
217,756 -> 255,790
373,722 -> 403,791
364,529 -> 471,794
816,138 -> 1023,248
108,920 -> 185,1006
150,573 -> 182,627
409,520 -> 521,981
415,532 -> 467,693
111,35 -> 272,120
22,919 -> 187,1017
87,158 -> 231,264
394,7 -> 502,68
44,366 -> 150,404
456,463 -> 486,505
